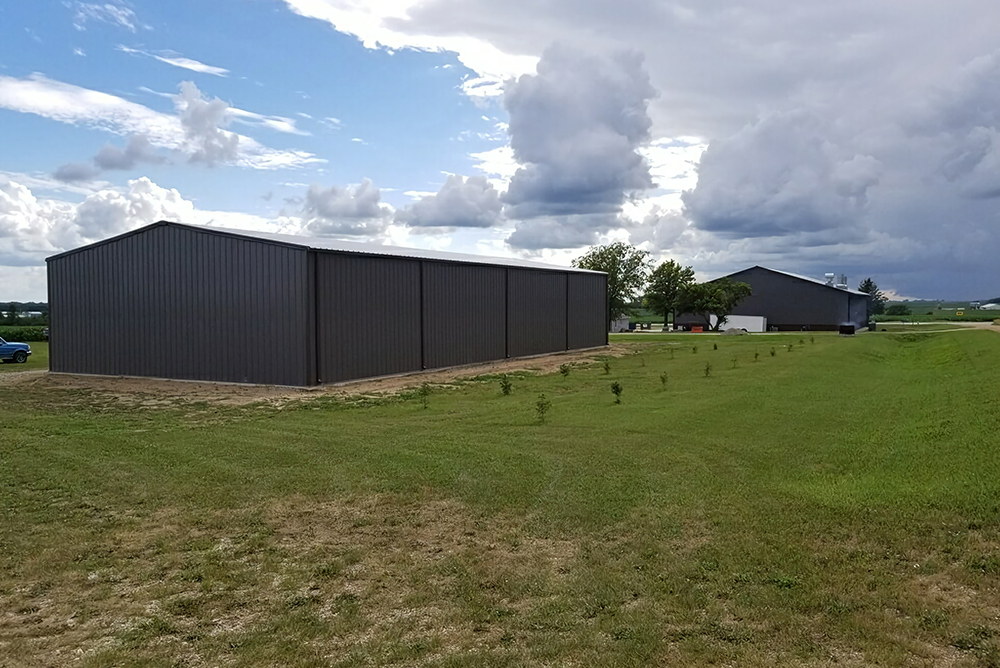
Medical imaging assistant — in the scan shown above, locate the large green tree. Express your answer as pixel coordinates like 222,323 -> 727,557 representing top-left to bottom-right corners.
678,278 -> 753,331
643,260 -> 695,326
858,278 -> 886,315
573,242 -> 651,323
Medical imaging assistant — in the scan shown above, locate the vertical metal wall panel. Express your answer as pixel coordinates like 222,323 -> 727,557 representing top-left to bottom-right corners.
47,224 -> 310,385
849,294 -> 869,329
726,267 -> 844,330
422,262 -> 506,369
567,273 -> 607,350
507,269 -> 568,357
315,253 -> 422,383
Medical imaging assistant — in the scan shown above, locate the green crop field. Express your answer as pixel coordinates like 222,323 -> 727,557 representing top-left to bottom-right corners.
2,331 -> 999,667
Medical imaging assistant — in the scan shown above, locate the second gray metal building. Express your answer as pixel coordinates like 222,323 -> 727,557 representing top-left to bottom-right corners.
46,221 -> 607,386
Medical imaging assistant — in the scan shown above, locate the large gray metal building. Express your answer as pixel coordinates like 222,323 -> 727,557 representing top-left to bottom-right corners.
46,222 -> 607,386
676,266 -> 870,331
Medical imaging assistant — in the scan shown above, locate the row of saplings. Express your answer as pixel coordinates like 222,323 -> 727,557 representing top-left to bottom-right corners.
412,337 -> 818,423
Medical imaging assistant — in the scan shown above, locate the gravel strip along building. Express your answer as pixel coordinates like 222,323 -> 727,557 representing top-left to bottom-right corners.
46,221 -> 608,386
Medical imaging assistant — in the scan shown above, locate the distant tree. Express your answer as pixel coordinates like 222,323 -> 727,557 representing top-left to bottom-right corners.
643,260 -> 695,326
678,279 -> 753,332
4,302 -> 19,325
885,304 -> 911,316
858,278 -> 887,315
573,242 -> 652,324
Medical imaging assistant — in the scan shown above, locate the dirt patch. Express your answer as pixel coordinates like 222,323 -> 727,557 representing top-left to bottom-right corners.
0,494 -> 579,666
0,345 -> 626,407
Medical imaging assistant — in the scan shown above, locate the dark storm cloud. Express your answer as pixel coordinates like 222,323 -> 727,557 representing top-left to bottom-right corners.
289,0 -> 1000,295
681,111 -> 882,238
501,45 -> 655,249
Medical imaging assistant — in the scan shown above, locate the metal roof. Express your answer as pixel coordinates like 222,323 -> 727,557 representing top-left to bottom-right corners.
734,266 -> 868,296
47,221 -> 603,274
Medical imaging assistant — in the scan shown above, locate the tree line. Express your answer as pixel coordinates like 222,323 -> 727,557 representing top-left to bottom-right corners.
2,302 -> 49,326
571,242 -> 751,331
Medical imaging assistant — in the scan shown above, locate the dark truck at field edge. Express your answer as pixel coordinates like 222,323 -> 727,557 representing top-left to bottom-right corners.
0,336 -> 31,363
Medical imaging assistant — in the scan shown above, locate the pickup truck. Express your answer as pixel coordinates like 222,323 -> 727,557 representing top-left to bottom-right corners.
0,336 -> 32,363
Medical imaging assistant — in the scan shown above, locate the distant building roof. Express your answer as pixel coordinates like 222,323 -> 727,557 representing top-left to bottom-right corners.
724,266 -> 869,297
48,221 -> 603,274
218,226 -> 602,273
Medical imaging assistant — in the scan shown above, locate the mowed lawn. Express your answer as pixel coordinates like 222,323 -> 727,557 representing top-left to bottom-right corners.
1,332 -> 999,667
0,340 -> 47,373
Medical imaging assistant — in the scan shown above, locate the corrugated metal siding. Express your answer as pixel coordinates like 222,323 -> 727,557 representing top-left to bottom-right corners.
422,262 -> 506,369
507,269 -> 568,357
315,253 -> 422,383
48,222 -> 607,386
726,267 -> 847,330
567,273 -> 607,349
849,294 -> 869,329
47,224 -> 311,385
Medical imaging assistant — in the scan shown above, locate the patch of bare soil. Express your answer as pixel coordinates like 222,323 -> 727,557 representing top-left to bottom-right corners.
0,369 -> 46,384
0,344 -> 626,406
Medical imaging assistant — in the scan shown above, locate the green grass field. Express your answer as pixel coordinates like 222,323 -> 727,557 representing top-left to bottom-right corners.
877,309 -> 1000,323
868,322 -> 974,332
0,340 -> 47,372
2,331 -> 999,666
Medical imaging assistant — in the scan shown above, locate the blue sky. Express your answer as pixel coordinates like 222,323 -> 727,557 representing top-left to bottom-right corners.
1,0 -> 502,211
2,0 -> 1000,301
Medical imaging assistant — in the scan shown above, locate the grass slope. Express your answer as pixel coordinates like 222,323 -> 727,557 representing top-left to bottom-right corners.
1,332 -> 999,666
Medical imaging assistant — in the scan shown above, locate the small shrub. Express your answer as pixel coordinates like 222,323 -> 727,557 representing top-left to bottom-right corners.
559,363 -> 571,378
692,346 -> 698,354
799,338 -> 805,345
731,357 -> 738,368
768,575 -> 800,589
499,374 -> 512,396
810,336 -> 815,344
918,610 -> 949,631
951,625 -> 995,651
966,554 -> 1000,575
754,350 -> 760,362
886,304 -> 911,316
535,394 -> 552,423
704,362 -> 711,377
610,381 -> 623,404
713,342 -> 718,350
770,348 -> 776,357
602,360 -> 611,375
659,372 -> 668,389
788,343 -> 794,352
417,382 -> 431,409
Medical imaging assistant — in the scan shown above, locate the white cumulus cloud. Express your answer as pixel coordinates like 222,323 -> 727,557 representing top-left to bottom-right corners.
0,74 -> 321,170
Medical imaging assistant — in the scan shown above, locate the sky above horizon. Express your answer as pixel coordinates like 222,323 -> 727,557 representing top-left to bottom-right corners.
2,0 -> 999,301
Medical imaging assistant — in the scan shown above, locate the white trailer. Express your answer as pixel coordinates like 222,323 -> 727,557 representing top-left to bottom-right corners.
709,314 -> 768,332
